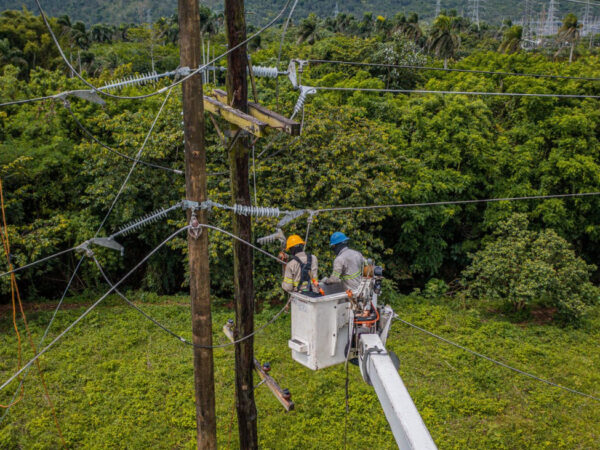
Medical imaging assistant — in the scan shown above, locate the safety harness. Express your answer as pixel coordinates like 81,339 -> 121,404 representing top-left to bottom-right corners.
291,253 -> 321,296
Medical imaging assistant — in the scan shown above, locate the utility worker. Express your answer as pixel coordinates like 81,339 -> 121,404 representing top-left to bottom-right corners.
281,235 -> 320,295
322,231 -> 365,292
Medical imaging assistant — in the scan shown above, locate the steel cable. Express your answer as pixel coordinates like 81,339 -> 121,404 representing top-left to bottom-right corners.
0,95 -> 57,107
0,255 -> 85,424
305,59 -> 600,82
313,191 -> 600,214
0,246 -> 80,278
0,227 -> 188,393
394,317 -> 600,402
94,253 -> 291,349
33,0 -> 293,101
63,102 -> 183,175
312,85 -> 600,99
95,87 -> 174,235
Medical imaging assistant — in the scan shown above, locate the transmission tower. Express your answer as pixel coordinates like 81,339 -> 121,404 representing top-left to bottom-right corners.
435,0 -> 441,17
543,0 -> 559,36
469,0 -> 483,28
582,0 -> 592,36
522,0 -> 538,49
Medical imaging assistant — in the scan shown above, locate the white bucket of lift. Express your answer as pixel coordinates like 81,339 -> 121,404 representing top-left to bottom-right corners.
288,283 -> 351,370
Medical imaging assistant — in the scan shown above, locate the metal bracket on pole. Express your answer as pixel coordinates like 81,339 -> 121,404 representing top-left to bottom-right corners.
78,237 -> 125,256
54,90 -> 106,106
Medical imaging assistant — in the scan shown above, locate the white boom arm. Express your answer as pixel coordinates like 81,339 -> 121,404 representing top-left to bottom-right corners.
359,334 -> 437,450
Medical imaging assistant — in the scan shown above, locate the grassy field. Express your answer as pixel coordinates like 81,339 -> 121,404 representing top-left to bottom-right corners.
0,291 -> 599,449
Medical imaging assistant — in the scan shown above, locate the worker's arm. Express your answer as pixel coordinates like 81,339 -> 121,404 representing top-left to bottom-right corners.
322,256 -> 343,284
281,262 -> 298,293
311,255 -> 318,281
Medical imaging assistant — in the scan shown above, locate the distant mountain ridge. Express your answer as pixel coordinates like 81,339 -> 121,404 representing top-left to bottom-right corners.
0,0 -> 583,26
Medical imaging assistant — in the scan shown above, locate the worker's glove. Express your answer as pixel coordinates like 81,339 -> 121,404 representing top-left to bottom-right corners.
278,251 -> 289,263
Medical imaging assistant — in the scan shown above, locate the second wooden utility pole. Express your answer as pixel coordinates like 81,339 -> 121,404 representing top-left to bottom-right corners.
224,0 -> 259,448
178,0 -> 217,448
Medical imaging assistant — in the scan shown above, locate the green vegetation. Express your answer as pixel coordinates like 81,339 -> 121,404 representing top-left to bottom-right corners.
0,293 -> 599,448
462,214 -> 599,323
1,10 -> 600,322
1,7 -> 600,446
0,0 -> 586,26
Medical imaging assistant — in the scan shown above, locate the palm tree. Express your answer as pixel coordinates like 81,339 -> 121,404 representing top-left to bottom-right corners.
557,13 -> 581,63
71,21 -> 90,49
399,13 -> 422,42
359,12 -> 374,36
90,24 -> 113,43
498,25 -> 523,54
427,15 -> 460,68
297,13 -> 321,44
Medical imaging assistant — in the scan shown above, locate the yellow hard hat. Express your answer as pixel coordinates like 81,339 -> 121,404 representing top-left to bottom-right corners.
285,234 -> 305,251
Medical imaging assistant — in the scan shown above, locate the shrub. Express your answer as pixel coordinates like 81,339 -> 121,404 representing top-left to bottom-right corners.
423,278 -> 449,299
461,214 -> 598,323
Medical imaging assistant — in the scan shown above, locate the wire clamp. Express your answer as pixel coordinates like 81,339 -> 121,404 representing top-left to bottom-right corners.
76,240 -> 94,258
181,200 -> 200,211
176,67 -> 192,77
189,213 -> 202,239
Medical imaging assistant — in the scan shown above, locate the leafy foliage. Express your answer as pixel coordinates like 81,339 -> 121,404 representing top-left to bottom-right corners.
1,294 -> 599,447
462,214 -> 599,322
1,12 -> 600,324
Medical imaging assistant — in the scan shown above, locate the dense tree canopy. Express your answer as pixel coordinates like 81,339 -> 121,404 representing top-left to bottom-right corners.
1,9 -> 599,325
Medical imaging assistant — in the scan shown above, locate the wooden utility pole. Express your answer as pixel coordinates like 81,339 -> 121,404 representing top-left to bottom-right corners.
178,0 -> 216,448
224,0 -> 258,448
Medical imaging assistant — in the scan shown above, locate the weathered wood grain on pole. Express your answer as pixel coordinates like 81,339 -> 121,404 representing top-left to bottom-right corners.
178,0 -> 216,448
224,0 -> 259,448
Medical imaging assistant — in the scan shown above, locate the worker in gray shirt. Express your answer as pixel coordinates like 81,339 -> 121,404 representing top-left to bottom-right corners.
321,231 -> 365,292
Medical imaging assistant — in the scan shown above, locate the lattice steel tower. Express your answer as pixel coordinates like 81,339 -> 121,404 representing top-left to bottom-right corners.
543,0 -> 559,35
469,0 -> 483,28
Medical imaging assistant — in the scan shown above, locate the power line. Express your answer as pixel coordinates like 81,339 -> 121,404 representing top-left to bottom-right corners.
394,316 -> 600,402
0,226 -> 188,393
276,0 -> 300,109
33,0 -> 293,101
313,191 -> 600,214
0,255 -> 85,425
4,192 -> 599,280
0,246 -> 80,278
93,254 -> 290,350
0,220 -> 291,395
63,101 -> 183,175
0,95 -> 56,107
312,85 -> 600,99
304,59 -> 600,82
95,88 -> 174,234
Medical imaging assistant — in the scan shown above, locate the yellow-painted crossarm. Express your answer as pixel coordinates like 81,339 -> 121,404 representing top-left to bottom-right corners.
213,89 -> 300,136
203,95 -> 267,137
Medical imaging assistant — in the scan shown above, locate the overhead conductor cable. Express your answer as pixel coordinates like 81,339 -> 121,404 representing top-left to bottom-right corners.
33,0 -> 294,101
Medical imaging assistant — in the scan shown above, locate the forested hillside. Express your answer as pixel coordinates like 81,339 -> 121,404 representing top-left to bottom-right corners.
1,7 -> 600,320
1,4 -> 600,448
0,0 -> 586,26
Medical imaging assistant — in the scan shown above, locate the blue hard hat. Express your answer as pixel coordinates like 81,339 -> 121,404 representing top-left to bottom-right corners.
330,231 -> 349,246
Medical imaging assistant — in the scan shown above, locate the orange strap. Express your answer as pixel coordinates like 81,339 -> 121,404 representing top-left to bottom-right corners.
0,179 -> 66,447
